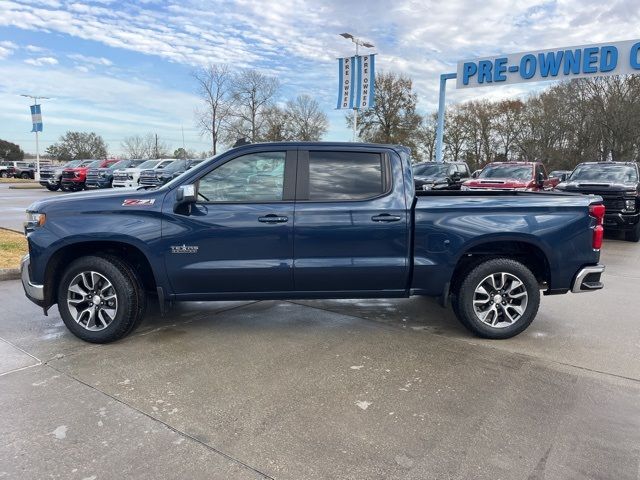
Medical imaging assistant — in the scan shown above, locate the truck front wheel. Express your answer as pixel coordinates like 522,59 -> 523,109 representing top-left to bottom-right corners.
57,255 -> 146,343
45,184 -> 60,191
453,258 -> 540,339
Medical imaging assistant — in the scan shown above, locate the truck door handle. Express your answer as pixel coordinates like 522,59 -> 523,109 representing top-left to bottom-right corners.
371,214 -> 402,222
258,214 -> 289,224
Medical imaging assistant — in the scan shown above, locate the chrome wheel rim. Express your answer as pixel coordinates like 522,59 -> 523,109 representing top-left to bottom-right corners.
67,271 -> 118,331
473,272 -> 528,329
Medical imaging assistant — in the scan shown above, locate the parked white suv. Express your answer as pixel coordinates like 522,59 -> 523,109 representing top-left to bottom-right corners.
112,159 -> 175,188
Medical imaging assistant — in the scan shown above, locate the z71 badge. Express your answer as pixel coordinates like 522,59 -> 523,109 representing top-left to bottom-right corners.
122,199 -> 155,206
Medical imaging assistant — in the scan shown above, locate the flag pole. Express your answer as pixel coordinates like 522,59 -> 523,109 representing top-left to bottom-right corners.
34,97 -> 40,181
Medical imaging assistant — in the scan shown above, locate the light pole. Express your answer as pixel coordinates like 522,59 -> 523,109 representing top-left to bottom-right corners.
339,33 -> 374,141
20,94 -> 50,181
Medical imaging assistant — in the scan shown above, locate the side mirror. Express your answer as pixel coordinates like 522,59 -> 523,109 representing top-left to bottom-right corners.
450,172 -> 461,182
560,173 -> 568,182
536,171 -> 545,186
174,184 -> 197,213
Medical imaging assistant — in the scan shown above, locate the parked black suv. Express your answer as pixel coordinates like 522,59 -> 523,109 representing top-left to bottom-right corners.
556,161 -> 640,241
412,161 -> 470,191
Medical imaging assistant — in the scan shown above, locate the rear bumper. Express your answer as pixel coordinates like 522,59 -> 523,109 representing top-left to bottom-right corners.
21,255 -> 44,306
571,264 -> 605,293
604,212 -> 640,230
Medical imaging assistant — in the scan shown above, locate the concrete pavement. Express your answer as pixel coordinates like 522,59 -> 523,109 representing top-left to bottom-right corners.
1,240 -> 639,479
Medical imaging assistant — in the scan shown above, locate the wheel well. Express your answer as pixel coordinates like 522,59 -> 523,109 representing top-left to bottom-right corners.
450,241 -> 551,295
43,241 -> 157,307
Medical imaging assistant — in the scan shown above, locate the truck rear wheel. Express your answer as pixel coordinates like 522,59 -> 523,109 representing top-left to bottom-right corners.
453,258 -> 540,339
57,255 -> 146,343
45,185 -> 60,191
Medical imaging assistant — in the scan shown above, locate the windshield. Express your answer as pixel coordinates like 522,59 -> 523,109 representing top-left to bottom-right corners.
479,164 -> 532,181
137,160 -> 160,169
569,164 -> 638,183
78,160 -> 96,167
163,160 -> 187,173
63,160 -> 82,168
86,160 -> 102,168
413,163 -> 451,178
108,160 -> 128,170
161,156 -> 217,190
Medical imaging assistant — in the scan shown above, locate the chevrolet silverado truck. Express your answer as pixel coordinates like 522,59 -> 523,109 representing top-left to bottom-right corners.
21,142 -> 606,343
60,159 -> 118,191
40,160 -> 82,191
556,161 -> 640,242
462,162 -> 555,191
413,161 -> 470,191
86,159 -> 143,189
112,159 -> 175,188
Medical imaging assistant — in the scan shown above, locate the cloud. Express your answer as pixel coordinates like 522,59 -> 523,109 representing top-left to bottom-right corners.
25,44 -> 47,52
67,53 -> 113,66
24,56 -> 58,66
0,62 -> 208,155
0,40 -> 17,59
1,0 -> 640,144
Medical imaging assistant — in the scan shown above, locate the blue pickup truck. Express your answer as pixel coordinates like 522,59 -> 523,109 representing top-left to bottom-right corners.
21,142 -> 605,343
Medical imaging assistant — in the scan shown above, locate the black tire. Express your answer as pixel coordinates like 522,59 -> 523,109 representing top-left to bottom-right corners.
0,171 -> 7,178
57,255 -> 146,343
453,258 -> 540,339
45,184 -> 60,191
624,223 -> 640,242
20,172 -> 29,179
60,185 -> 70,192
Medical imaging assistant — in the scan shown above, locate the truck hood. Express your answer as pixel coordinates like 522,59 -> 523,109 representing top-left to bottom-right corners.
557,181 -> 638,193
27,187 -> 151,212
463,178 -> 531,189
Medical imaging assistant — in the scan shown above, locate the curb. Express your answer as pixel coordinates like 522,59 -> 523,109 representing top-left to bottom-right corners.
0,269 -> 20,281
8,184 -> 43,190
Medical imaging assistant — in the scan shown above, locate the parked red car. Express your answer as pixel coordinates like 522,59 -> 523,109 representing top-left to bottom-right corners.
61,159 -> 119,191
461,162 -> 555,191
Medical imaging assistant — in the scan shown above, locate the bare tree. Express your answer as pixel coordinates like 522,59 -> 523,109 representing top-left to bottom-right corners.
121,135 -> 149,159
193,64 -> 234,155
284,95 -> 328,141
226,69 -> 280,143
120,133 -> 170,159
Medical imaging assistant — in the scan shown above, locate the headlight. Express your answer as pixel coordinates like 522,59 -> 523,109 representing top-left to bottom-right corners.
99,172 -> 106,178
514,187 -> 528,191
128,175 -> 134,180
624,199 -> 636,211
422,184 -> 432,191
25,211 -> 46,231
460,186 -> 470,191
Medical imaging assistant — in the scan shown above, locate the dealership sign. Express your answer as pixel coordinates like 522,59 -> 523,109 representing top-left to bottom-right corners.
456,39 -> 640,89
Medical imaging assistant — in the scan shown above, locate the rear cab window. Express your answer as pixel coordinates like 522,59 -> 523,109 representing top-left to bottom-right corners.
302,150 -> 389,201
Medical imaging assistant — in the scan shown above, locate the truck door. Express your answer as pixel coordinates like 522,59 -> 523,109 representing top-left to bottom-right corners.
293,148 -> 410,294
162,147 -> 297,297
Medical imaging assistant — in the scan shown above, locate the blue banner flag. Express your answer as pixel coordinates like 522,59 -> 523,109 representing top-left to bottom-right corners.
337,56 -> 356,109
337,55 -> 376,110
30,104 -> 43,132
356,54 -> 376,109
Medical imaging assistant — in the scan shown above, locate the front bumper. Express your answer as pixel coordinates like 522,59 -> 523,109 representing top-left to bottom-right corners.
86,179 -> 112,188
112,180 -> 136,188
21,255 -> 44,305
571,264 -> 605,293
603,211 -> 640,230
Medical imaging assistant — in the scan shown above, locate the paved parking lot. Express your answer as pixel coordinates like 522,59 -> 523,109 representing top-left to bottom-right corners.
1,184 -> 639,479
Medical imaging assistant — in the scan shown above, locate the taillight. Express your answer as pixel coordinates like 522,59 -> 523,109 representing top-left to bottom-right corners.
589,204 -> 605,250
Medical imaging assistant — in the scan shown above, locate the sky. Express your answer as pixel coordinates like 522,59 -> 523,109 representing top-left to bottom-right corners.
0,0 -> 639,157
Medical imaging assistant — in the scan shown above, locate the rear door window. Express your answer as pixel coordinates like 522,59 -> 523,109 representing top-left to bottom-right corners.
307,151 -> 386,201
